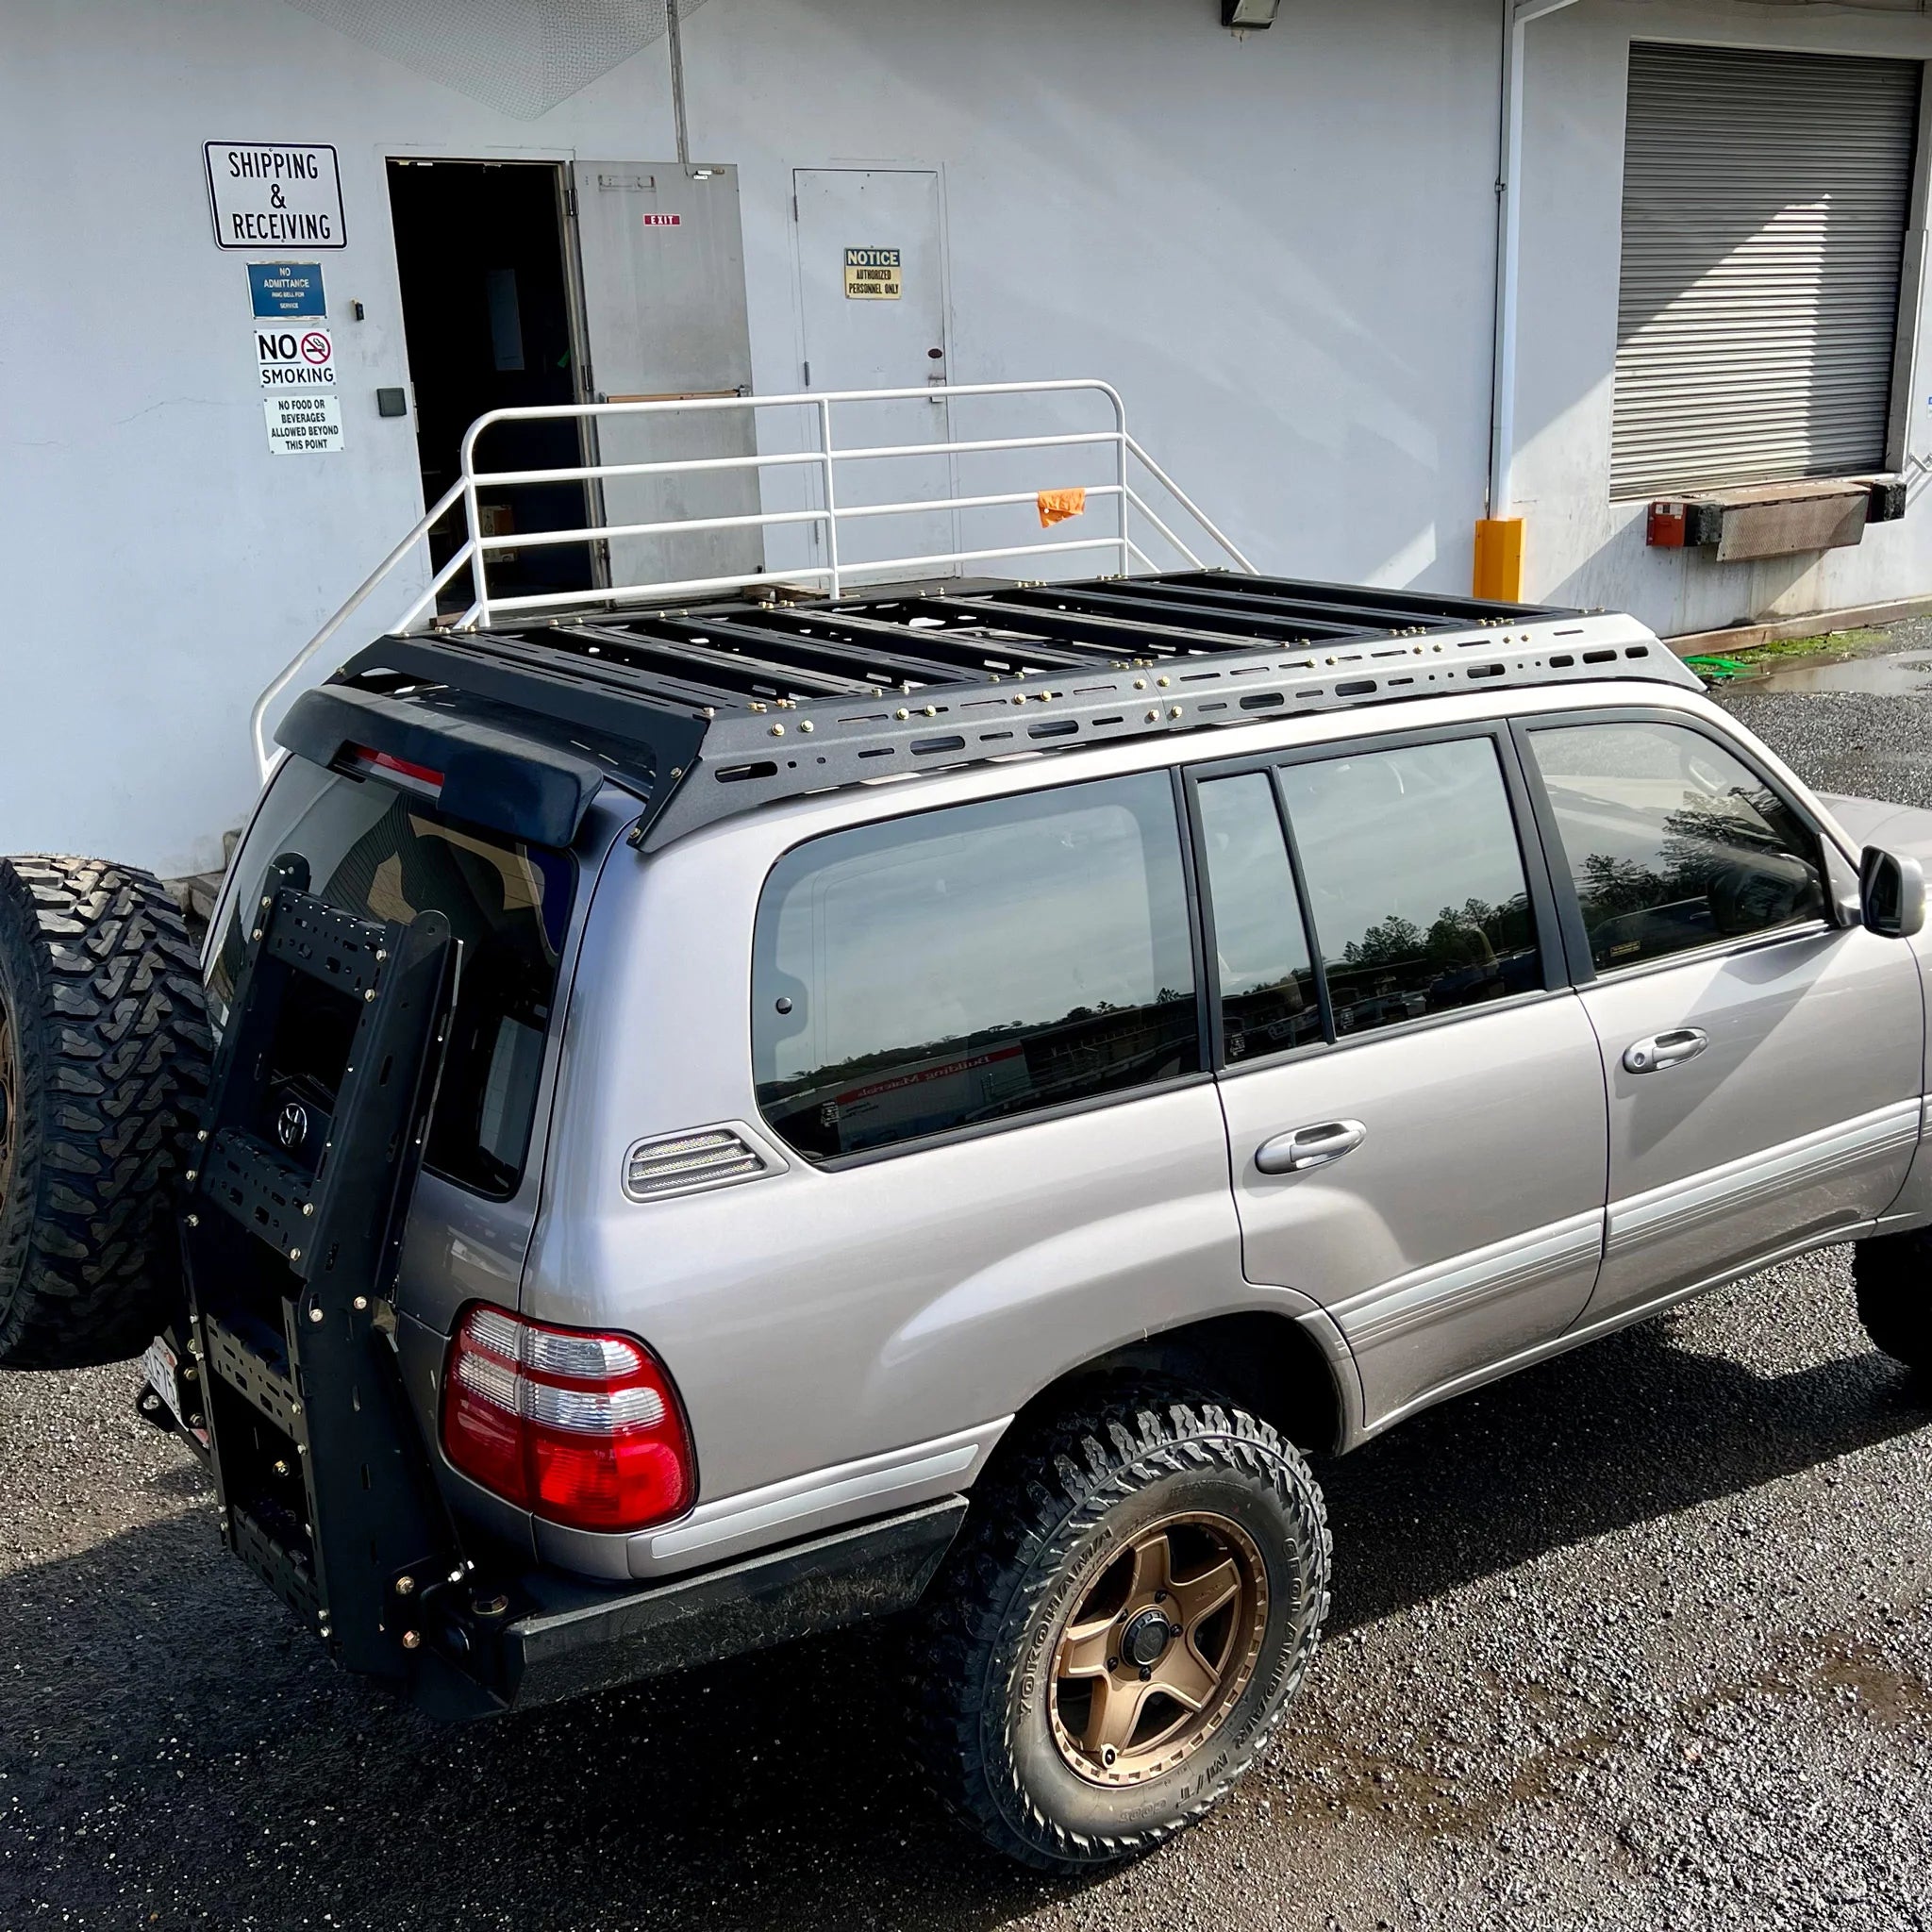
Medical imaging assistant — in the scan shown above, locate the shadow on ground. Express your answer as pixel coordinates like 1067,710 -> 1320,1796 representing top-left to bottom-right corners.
1,1299 -> 1924,1930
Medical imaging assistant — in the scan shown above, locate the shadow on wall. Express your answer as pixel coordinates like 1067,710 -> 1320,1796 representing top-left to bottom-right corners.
0,1268 -> 1924,1928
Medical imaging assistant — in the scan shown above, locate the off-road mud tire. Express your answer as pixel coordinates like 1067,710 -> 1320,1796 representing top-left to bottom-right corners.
1853,1228 -> 1932,1375
907,1385 -> 1330,1871
0,857 -> 210,1370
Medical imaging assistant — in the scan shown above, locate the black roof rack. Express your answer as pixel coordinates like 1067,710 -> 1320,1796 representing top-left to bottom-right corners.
292,569 -> 1694,851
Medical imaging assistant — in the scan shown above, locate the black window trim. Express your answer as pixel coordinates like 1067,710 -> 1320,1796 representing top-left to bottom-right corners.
751,764 -> 1213,1172
1182,717 -> 1571,1076
1508,705 -> 1840,988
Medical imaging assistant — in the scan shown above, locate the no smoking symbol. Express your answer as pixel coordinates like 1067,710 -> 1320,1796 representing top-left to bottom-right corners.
299,331 -> 330,365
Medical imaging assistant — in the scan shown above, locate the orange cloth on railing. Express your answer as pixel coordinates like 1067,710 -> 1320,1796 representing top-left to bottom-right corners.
1037,487 -> 1087,527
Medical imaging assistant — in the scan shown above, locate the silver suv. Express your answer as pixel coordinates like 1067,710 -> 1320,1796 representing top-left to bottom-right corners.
4,568 -> 1930,1871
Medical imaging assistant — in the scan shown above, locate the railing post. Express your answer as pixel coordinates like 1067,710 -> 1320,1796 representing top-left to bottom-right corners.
818,395 -> 841,598
458,420 -> 489,627
1115,391 -> 1132,576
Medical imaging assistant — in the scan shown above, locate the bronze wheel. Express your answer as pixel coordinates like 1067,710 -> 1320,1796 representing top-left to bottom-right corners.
909,1386 -> 1330,1872
1048,1509 -> 1267,1786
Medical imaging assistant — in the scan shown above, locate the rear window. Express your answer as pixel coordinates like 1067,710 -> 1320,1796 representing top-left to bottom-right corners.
210,759 -> 574,1197
752,774 -> 1200,1161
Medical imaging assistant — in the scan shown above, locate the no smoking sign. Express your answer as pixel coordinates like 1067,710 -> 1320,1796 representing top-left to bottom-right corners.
255,324 -> 343,454
257,325 -> 336,390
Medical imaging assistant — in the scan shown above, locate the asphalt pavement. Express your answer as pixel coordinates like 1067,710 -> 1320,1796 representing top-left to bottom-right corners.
6,674 -> 1932,1930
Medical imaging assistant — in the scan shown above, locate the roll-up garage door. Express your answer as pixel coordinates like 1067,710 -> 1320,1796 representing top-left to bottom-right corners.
1610,43 -> 1922,499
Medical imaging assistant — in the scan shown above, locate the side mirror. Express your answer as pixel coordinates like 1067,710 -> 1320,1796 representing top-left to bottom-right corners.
1860,846 -> 1925,939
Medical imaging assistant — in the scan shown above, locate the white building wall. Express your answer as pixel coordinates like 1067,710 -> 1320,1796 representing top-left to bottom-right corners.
3,0 -> 1931,876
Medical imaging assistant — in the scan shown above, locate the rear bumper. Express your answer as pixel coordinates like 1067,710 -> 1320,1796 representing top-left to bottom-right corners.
401,1497 -> 967,1722
141,1331 -> 965,1721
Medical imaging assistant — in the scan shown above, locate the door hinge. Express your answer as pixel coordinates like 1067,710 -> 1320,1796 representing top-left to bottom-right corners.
564,186 -> 577,218
791,194 -> 799,223
802,360 -> 810,387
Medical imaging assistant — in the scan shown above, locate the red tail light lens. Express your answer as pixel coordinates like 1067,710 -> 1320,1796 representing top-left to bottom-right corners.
441,1306 -> 693,1532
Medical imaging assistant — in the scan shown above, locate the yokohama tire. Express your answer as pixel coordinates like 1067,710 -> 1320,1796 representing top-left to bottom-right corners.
0,856 -> 210,1370
1853,1228 -> 1932,1375
908,1386 -> 1330,1871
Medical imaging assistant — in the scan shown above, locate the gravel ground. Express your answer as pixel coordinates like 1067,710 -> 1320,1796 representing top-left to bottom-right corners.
6,675 -> 1932,1930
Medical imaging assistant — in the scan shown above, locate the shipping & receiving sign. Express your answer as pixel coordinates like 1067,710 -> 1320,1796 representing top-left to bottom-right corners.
844,246 -> 902,299
207,142 -> 345,249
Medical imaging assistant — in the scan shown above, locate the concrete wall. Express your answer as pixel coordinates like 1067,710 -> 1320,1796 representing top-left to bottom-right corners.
3,0 -> 1931,874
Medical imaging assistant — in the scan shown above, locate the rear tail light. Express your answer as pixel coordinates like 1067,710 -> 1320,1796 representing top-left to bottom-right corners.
441,1306 -> 693,1532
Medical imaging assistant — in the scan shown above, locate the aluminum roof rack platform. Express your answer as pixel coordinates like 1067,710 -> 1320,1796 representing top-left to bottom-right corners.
283,567 -> 1693,853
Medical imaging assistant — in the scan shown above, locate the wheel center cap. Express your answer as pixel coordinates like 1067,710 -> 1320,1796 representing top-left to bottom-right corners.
1122,1607 -> 1175,1669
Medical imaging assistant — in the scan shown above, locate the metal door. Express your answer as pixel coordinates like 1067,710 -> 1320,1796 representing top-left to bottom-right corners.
1611,44 -> 1921,496
793,167 -> 952,574
569,162 -> 758,594
1199,732 -> 1609,1430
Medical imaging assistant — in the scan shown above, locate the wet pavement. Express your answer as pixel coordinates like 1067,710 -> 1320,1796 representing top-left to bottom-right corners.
6,675 -> 1932,1929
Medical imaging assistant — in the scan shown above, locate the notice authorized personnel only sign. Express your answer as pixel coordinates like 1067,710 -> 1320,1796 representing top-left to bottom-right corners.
207,143 -> 345,249
843,247 -> 902,299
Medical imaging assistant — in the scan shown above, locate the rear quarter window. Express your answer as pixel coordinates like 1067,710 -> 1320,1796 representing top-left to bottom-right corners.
210,759 -> 573,1197
752,773 -> 1200,1161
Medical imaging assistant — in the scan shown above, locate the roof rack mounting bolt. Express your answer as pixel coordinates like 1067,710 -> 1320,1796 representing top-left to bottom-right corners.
895,708 -> 909,721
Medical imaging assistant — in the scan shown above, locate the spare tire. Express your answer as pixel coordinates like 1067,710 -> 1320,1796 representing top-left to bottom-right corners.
0,857 -> 210,1370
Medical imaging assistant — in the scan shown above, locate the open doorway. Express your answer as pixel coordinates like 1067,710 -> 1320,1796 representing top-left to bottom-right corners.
386,158 -> 593,606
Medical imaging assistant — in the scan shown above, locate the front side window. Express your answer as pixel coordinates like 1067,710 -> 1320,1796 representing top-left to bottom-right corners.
753,774 -> 1199,1160
1278,737 -> 1542,1038
1528,719 -> 1826,973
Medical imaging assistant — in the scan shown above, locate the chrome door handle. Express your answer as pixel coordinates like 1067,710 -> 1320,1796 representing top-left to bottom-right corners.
1623,1027 -> 1709,1074
1256,1119 -> 1367,1175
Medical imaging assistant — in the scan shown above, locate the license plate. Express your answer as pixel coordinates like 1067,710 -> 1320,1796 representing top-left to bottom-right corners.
142,1334 -> 209,1450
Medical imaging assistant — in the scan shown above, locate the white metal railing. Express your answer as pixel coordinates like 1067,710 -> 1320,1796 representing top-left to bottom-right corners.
250,378 -> 1253,778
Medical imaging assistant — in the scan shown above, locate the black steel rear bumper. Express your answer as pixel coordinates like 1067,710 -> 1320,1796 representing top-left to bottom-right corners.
361,1498 -> 963,1723
143,1351 -> 966,1722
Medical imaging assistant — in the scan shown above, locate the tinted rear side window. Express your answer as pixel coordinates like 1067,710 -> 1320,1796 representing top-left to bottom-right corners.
210,760 -> 573,1197
1278,737 -> 1541,1037
753,774 -> 1200,1160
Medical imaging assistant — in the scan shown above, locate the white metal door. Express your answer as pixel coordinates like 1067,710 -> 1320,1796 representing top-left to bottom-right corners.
1611,45 -> 1922,497
570,162 -> 758,593
793,168 -> 951,574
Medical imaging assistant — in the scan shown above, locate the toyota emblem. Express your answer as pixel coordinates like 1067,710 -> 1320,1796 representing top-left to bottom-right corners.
276,1102 -> 310,1153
